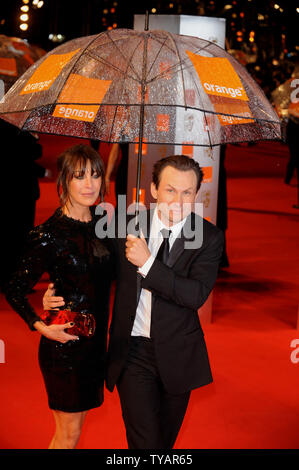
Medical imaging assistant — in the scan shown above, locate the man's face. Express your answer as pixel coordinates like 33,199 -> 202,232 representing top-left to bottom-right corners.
151,166 -> 198,226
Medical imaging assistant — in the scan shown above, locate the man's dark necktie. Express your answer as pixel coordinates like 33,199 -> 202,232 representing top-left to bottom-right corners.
156,228 -> 172,264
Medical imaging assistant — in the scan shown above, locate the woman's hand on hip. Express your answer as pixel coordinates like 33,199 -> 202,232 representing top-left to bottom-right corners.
34,320 -> 79,343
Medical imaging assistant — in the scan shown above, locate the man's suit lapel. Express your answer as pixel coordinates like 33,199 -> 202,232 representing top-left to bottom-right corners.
167,212 -> 195,267
167,236 -> 186,268
136,210 -> 195,302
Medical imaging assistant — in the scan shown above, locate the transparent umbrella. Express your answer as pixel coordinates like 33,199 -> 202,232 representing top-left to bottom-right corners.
0,35 -> 45,93
0,28 -> 281,207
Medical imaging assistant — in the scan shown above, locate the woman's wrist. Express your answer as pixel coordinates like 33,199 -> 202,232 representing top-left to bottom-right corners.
33,320 -> 47,333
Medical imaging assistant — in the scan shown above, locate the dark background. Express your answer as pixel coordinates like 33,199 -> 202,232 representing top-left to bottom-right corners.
1,0 -> 298,58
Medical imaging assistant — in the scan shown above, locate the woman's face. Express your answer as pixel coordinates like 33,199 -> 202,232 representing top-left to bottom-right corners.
66,159 -> 102,208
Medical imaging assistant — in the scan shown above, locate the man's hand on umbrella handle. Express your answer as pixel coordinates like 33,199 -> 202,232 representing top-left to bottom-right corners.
43,283 -> 65,311
126,232 -> 150,267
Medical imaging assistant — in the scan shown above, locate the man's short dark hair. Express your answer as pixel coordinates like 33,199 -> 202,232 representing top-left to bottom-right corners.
152,155 -> 203,192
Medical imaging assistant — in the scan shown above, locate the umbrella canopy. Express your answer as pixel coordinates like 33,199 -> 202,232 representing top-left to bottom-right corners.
0,29 -> 281,209
0,35 -> 45,93
0,28 -> 280,146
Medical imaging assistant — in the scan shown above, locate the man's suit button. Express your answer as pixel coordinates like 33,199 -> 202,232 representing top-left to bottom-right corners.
130,315 -> 135,321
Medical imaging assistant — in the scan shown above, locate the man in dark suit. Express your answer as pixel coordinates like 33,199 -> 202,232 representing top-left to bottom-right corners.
43,155 -> 224,449
106,155 -> 224,449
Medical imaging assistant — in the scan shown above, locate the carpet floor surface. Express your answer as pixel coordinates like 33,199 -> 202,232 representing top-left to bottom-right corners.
0,138 -> 298,450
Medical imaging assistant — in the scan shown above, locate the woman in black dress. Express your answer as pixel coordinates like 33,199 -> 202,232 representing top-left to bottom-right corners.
5,144 -> 113,449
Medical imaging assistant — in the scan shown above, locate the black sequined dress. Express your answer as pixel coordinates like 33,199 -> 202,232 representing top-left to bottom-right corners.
5,207 -> 114,413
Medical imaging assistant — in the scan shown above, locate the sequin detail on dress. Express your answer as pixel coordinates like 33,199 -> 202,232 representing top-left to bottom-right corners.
5,207 -> 114,412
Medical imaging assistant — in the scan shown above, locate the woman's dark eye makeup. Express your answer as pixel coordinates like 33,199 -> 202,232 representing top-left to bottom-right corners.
73,169 -> 101,179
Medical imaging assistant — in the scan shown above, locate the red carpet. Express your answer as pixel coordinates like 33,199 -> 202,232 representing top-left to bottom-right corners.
0,137 -> 298,449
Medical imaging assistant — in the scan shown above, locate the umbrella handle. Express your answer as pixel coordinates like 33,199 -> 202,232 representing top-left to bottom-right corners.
135,108 -> 144,214
135,31 -> 149,219
135,10 -> 149,220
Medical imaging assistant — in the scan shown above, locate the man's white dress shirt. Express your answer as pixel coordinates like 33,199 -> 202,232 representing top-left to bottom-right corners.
131,208 -> 187,338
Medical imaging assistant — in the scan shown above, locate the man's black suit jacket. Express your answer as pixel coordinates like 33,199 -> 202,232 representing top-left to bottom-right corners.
106,209 -> 224,395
